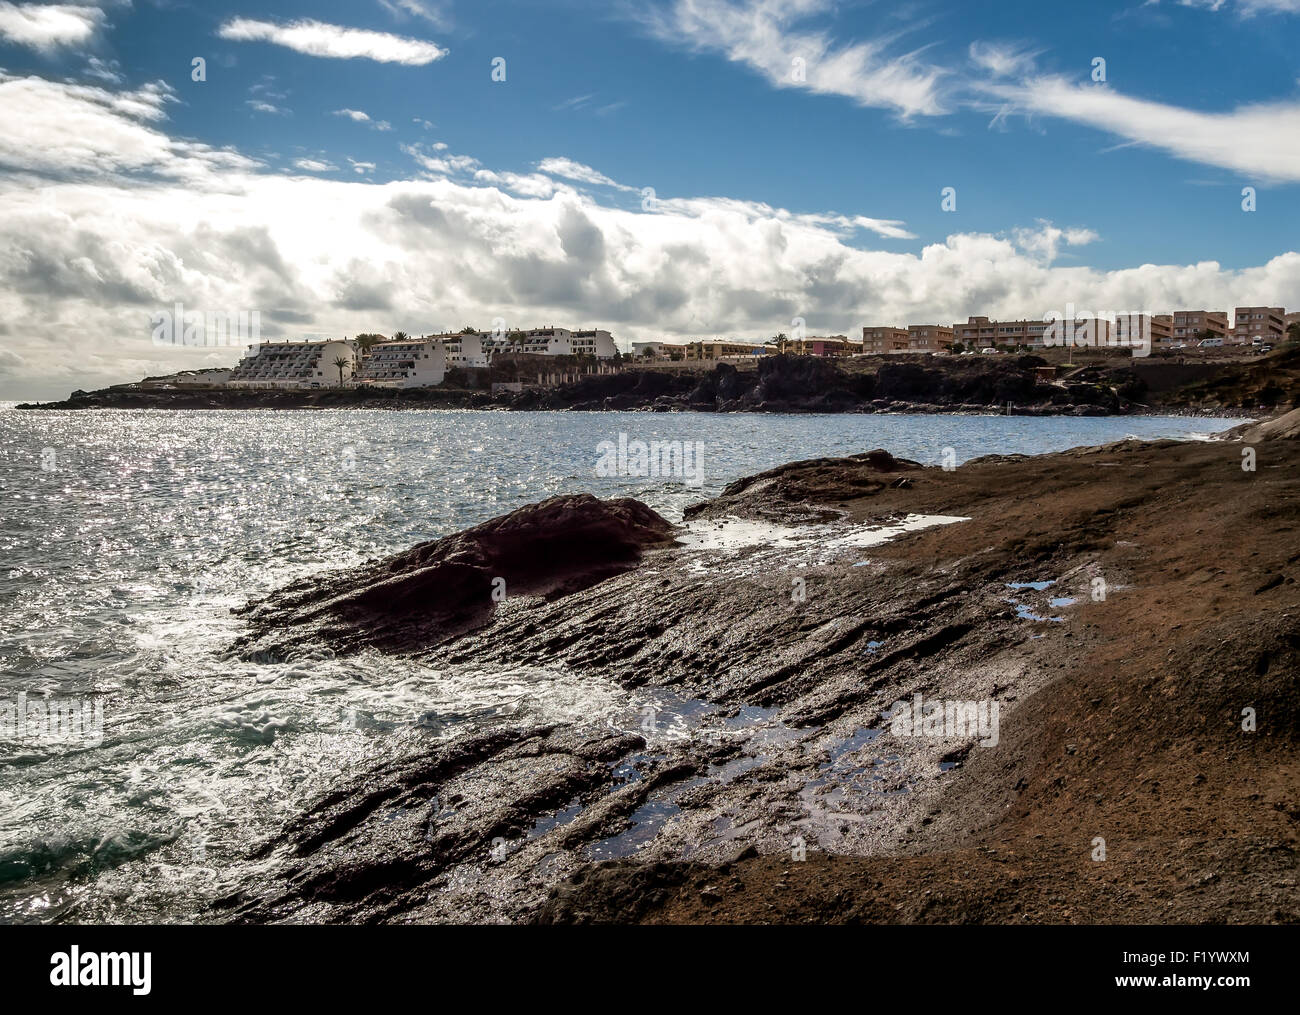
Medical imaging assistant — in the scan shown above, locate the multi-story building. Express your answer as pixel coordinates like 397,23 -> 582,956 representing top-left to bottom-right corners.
433,332 -> 491,368
1108,313 -> 1172,349
769,335 -> 862,357
907,325 -> 955,352
630,341 -> 685,360
1171,310 -> 1229,343
861,326 -> 910,353
227,339 -> 358,388
952,317 -> 1049,348
569,329 -> 619,358
515,327 -> 573,356
1232,307 -> 1285,345
683,340 -> 767,361
356,337 -> 447,387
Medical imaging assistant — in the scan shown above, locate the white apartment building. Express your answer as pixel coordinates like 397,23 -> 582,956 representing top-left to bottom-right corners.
227,340 -> 358,388
515,327 -> 573,356
437,332 -> 492,368
356,338 -> 447,387
569,329 -> 618,358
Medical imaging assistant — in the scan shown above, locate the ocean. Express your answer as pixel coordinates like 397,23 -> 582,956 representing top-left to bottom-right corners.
0,407 -> 1251,923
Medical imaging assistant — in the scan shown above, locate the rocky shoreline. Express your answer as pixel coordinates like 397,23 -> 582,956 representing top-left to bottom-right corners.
21,349 -> 1300,415
212,410 -> 1300,925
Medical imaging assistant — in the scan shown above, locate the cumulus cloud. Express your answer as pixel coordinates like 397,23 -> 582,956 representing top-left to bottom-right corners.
333,108 -> 392,130
1,70 -> 1299,400
292,158 -> 337,172
0,74 -> 258,181
217,17 -> 447,65
0,2 -> 104,51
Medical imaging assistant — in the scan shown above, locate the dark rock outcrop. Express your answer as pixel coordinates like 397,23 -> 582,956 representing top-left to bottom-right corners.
234,493 -> 676,658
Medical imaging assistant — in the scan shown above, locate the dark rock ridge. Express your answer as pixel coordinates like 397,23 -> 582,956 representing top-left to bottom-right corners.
25,351 -> 1260,414
233,493 -> 675,659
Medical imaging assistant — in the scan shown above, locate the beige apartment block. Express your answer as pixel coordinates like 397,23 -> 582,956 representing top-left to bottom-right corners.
1171,310 -> 1228,342
862,326 -> 910,353
953,317 -> 1049,348
1108,313 -> 1168,348
907,324 -> 955,351
1232,307 -> 1285,344
683,340 -> 767,361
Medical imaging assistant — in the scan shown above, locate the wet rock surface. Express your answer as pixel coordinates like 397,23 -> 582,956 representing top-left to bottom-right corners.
218,429 -> 1300,924
234,493 -> 675,658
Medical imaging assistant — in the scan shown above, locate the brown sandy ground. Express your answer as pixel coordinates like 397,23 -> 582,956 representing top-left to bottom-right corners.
224,414 -> 1299,925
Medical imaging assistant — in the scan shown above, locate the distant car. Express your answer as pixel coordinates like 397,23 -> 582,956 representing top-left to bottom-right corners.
979,347 -> 998,355
1198,338 -> 1223,348
1260,344 -> 1274,353
1251,337 -> 1263,345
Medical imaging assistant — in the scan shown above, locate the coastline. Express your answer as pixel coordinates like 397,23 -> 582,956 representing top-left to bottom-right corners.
18,349 -> 1298,416
214,411 -> 1300,925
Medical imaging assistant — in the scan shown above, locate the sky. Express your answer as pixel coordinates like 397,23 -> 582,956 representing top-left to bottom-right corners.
1,0 -> 1299,398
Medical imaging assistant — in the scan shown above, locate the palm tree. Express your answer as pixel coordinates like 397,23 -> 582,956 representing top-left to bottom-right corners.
333,356 -> 349,386
392,331 -> 410,343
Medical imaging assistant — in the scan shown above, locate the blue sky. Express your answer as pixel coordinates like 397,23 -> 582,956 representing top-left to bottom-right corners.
1,0 -> 1299,396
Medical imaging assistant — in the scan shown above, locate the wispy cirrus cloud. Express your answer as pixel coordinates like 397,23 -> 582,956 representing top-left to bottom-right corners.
537,156 -> 636,191
377,0 -> 453,31
0,1 -> 105,51
217,17 -> 447,65
979,75 -> 1300,183
639,0 -> 949,119
1145,0 -> 1300,15
640,2 -> 1300,181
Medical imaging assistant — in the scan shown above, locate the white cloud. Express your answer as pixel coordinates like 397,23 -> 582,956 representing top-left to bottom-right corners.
0,2 -> 104,51
639,0 -> 948,119
981,75 -> 1300,183
349,159 -> 376,175
1152,0 -> 1300,14
968,41 -> 1039,78
246,99 -> 288,115
536,157 -> 636,191
1,71 -> 1298,400
293,158 -> 337,172
645,3 -> 1300,181
217,17 -> 447,65
333,108 -> 392,131
0,74 -> 257,181
377,0 -> 453,30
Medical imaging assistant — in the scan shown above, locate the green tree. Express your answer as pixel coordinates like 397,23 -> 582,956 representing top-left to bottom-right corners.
333,356 -> 350,386
391,331 -> 410,343
354,333 -> 385,354
1285,321 -> 1300,346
